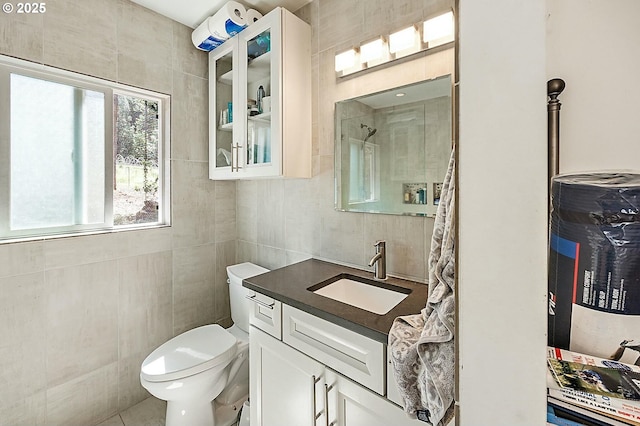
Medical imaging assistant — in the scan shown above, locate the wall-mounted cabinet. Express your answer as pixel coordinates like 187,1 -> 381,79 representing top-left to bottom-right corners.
208,7 -> 311,180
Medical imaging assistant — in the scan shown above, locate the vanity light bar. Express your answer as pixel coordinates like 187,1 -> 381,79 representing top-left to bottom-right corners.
360,37 -> 386,64
335,48 -> 358,72
389,26 -> 418,54
423,11 -> 455,47
335,10 -> 455,78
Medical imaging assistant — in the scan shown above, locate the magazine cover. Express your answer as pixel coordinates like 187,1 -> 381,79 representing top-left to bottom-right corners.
548,358 -> 640,401
547,355 -> 640,425
548,346 -> 640,373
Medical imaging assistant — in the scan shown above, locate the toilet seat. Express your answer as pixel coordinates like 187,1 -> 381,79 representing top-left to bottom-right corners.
141,324 -> 237,383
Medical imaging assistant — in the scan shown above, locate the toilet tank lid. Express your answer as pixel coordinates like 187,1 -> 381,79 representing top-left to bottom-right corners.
140,324 -> 237,382
227,262 -> 269,282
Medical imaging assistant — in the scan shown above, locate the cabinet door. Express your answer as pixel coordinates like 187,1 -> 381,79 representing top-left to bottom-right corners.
326,370 -> 421,426
208,40 -> 239,179
250,326 -> 326,426
237,10 -> 281,178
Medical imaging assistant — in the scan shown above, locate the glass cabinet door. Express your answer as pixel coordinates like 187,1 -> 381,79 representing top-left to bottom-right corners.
209,41 -> 237,176
238,13 -> 281,177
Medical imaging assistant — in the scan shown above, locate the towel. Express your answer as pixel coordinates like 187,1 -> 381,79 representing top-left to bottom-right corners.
388,148 -> 456,425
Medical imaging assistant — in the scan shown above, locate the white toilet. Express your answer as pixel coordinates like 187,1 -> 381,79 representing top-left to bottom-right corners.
140,262 -> 269,426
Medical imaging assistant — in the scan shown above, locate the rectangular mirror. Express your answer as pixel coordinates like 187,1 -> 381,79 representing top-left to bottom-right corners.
335,75 -> 452,217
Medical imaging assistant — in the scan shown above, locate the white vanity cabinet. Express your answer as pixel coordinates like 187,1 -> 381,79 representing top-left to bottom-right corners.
247,289 -> 424,426
250,327 -> 326,426
208,7 -> 311,180
325,369 -> 421,426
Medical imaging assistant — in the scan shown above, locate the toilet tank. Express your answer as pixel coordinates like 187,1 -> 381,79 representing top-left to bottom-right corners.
226,262 -> 270,333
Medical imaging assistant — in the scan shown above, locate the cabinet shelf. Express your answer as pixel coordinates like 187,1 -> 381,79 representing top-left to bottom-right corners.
218,122 -> 233,132
247,51 -> 271,81
219,70 -> 233,85
248,111 -> 271,123
219,112 -> 270,132
219,51 -> 271,85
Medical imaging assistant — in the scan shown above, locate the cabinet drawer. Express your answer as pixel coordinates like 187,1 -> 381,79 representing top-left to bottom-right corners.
282,304 -> 385,394
248,291 -> 282,339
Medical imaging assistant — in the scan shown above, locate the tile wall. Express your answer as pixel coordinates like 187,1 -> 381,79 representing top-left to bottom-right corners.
237,0 -> 454,282
0,1 -> 235,424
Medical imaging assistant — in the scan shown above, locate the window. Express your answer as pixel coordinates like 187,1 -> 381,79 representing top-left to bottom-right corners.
348,137 -> 379,204
0,56 -> 170,241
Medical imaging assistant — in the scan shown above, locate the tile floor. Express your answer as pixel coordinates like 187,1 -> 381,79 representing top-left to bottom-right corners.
96,397 -> 242,426
97,397 -> 166,426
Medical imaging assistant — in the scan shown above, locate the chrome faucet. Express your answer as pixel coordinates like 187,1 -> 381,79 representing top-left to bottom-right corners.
368,240 -> 387,280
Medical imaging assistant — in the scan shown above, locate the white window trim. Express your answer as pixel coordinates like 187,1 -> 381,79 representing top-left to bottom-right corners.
0,55 -> 171,243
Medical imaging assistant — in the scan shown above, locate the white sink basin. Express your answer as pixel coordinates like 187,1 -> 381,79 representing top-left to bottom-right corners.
312,277 -> 408,315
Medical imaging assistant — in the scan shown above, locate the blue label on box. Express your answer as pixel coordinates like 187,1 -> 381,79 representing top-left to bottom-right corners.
198,35 -> 225,51
225,19 -> 246,37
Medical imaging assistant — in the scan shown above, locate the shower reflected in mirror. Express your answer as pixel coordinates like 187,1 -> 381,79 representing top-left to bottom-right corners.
335,74 -> 452,217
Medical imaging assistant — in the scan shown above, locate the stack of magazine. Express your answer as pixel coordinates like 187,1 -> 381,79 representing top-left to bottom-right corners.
547,346 -> 640,425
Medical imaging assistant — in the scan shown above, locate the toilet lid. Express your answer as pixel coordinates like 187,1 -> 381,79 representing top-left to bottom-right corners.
141,324 -> 237,382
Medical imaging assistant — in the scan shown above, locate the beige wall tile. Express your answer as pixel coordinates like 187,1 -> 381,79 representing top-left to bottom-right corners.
236,180 -> 258,243
115,0 -> 173,92
172,243 -> 216,334
44,233 -> 120,270
317,210 -> 364,265
362,0 -> 452,41
256,180 -> 285,248
236,240 -> 258,265
119,396 -> 166,426
118,252 -> 173,359
285,250 -> 313,266
115,227 -> 172,259
215,181 -> 237,242
0,13 -> 43,62
118,352 -> 151,412
171,72 -> 209,162
295,1 -> 318,54
117,1 -> 172,69
363,213 -> 428,281
117,54 -> 173,94
46,363 -> 118,426
0,391 -> 46,426
0,273 -> 46,407
42,0 -> 117,80
0,241 -> 43,278
171,160 -> 217,248
45,261 -> 119,387
215,240 -> 236,323
172,21 -> 208,79
256,244 -> 287,270
283,178 -> 321,254
317,0 -> 363,53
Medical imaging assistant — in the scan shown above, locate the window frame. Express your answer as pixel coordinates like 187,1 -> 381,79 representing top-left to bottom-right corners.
0,55 -> 171,242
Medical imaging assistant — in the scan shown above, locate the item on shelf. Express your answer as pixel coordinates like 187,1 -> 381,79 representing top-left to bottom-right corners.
548,172 -> 640,361
548,397 -> 635,426
257,85 -> 266,113
245,9 -> 263,24
547,346 -> 640,424
192,1 -> 247,51
248,32 -> 271,59
261,96 -> 271,113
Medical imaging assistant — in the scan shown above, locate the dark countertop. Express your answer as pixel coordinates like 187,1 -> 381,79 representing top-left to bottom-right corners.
242,258 -> 428,344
